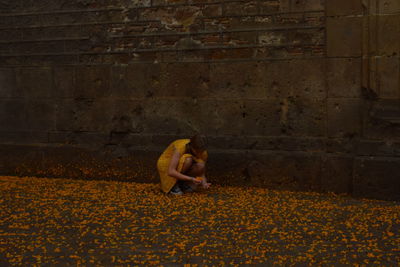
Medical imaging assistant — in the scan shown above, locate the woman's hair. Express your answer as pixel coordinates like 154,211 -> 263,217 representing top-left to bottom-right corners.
189,134 -> 207,151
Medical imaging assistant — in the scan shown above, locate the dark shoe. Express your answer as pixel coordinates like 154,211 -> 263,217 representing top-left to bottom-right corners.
169,184 -> 183,195
178,180 -> 194,193
181,184 -> 194,193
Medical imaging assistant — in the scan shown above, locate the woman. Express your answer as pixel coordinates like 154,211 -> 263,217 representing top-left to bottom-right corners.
157,134 -> 211,195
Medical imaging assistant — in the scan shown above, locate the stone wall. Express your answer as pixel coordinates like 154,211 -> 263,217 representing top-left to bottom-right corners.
0,0 -> 399,200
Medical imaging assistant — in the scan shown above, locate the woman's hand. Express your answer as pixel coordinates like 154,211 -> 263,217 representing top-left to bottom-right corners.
192,177 -> 202,185
199,177 -> 210,189
202,182 -> 211,189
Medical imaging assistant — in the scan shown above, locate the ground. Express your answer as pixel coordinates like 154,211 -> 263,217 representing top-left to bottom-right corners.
0,176 -> 399,266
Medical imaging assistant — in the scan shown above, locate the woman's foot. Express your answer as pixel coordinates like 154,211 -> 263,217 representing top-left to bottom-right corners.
169,183 -> 183,195
178,180 -> 195,193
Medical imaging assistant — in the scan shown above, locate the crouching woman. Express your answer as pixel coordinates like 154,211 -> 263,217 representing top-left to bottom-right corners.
157,134 -> 211,195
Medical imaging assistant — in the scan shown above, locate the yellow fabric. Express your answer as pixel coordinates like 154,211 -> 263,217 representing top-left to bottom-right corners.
157,139 -> 208,193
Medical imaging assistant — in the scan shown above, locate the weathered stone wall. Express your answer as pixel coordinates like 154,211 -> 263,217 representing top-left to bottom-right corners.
0,0 -> 399,200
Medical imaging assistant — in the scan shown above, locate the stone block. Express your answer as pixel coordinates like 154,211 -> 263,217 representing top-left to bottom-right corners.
357,139 -> 400,157
211,97 -> 325,137
21,26 -> 82,40
129,0 -> 152,7
210,99 -> 281,136
369,98 -> 400,121
327,17 -> 362,57
208,62 -> 266,98
64,39 -> 92,53
366,56 -> 379,94
204,150 -> 323,190
326,0 -> 363,16
378,0 -> 400,14
362,15 -> 370,57
9,15 -> 39,28
0,28 -> 21,42
259,0 -> 280,13
48,132 -> 108,145
156,63 -> 209,97
139,98 -> 282,136
0,43 -> 9,55
279,97 -> 326,137
77,54 -> 124,65
328,98 -> 361,138
262,59 -> 326,99
327,58 -> 362,97
17,68 -> 53,98
0,68 -> 19,97
11,41 -> 63,54
202,4 -> 222,17
364,99 -> 400,140
368,0 -> 379,17
377,56 -> 400,98
55,99 -> 79,132
75,65 -> 111,98
15,55 -> 78,66
279,0 -> 291,12
290,0 -> 324,12
141,98 -> 221,136
238,151 -> 322,191
0,131 -> 48,144
206,151 -> 259,187
258,28 -> 324,48
111,99 -> 146,134
361,58 -> 369,90
206,135 -> 251,150
378,15 -> 400,56
111,63 -> 161,98
321,156 -> 353,194
179,49 -> 210,62
25,100 -> 56,131
0,100 -> 26,131
258,31 -> 286,46
222,31 -> 257,46
61,98 -> 165,137
56,99 -> 116,132
288,28 -> 325,46
108,133 -> 153,147
241,99 -> 283,136
245,136 -> 325,152
192,34 -> 220,46
273,13 -> 305,27
224,1 -> 258,16
54,66 -> 75,98
354,157 -> 400,201
326,138 -> 358,154
209,48 -> 254,60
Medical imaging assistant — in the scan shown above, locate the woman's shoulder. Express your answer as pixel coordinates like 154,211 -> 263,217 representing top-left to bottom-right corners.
172,139 -> 190,146
170,139 -> 190,151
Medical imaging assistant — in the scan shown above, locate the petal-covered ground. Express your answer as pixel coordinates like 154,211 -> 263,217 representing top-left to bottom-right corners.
0,176 -> 399,266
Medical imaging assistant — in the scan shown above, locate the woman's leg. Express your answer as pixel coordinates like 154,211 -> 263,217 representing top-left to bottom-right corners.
178,156 -> 206,193
181,162 -> 206,192
186,162 -> 205,177
181,157 -> 193,174
176,156 -> 194,193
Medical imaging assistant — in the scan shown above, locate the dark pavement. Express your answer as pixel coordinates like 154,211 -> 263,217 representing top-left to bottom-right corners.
0,176 -> 399,266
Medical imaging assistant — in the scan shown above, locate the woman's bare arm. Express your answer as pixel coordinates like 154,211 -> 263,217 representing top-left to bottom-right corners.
167,149 -> 197,182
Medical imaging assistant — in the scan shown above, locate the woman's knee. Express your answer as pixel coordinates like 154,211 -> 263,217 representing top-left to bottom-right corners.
181,157 -> 193,173
190,162 -> 205,176
196,162 -> 205,172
